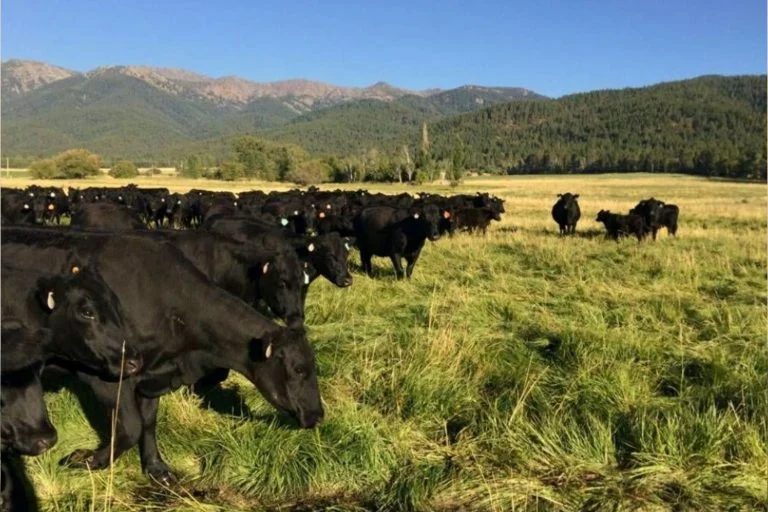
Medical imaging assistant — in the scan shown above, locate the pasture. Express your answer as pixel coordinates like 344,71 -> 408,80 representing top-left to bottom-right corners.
3,174 -> 766,511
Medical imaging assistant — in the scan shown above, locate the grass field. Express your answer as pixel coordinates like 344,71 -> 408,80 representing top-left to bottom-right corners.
5,174 -> 767,511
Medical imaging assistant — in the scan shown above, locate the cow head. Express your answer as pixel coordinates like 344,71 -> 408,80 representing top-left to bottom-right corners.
302,233 -> 353,288
254,249 -> 305,327
35,266 -> 142,378
595,209 -> 611,223
412,204 -> 442,241
1,365 -> 57,456
247,327 -> 323,428
631,198 -> 665,225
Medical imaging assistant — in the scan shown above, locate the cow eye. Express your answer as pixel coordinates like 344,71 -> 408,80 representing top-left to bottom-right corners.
294,366 -> 306,376
80,307 -> 96,320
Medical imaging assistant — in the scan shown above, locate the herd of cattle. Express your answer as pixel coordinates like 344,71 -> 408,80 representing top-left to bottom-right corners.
0,184 -> 507,509
0,184 -> 678,509
552,192 -> 679,240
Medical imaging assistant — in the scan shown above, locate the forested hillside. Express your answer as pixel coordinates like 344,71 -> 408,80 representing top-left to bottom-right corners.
427,75 -> 767,178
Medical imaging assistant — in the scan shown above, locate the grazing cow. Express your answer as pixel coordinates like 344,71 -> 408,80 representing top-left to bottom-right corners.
630,198 -> 666,240
595,210 -> 648,241
1,362 -> 57,457
354,204 -> 441,279
2,227 -> 323,483
204,216 -> 354,290
453,207 -> 501,235
148,230 -> 306,326
551,193 -> 581,235
1,339 -> 55,512
660,204 -> 679,236
70,203 -> 146,231
1,265 -> 142,378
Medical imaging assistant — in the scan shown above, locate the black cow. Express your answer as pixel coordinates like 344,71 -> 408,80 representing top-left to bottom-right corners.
1,265 -> 142,377
2,227 -> 323,483
660,204 -> 679,236
1,189 -> 37,225
630,198 -> 666,240
204,216 -> 354,290
354,204 -> 441,279
148,230 -> 306,326
595,210 -> 648,241
1,334 -> 55,512
551,193 -> 581,235
70,203 -> 146,231
453,207 -> 501,235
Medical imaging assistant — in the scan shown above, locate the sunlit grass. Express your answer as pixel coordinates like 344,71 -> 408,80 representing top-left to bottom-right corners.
12,174 -> 767,510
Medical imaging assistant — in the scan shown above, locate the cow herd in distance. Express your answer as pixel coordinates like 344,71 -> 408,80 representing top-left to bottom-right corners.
0,182 -> 680,507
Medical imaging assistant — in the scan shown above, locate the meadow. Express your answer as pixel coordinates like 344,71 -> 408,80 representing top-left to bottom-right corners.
2,173 -> 766,511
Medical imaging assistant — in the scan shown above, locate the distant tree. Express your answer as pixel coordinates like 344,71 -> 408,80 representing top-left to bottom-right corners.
287,159 -> 330,185
109,160 -> 138,178
233,136 -> 275,180
181,155 -> 204,178
450,136 -> 466,182
29,158 -> 59,178
218,161 -> 246,181
54,149 -> 101,178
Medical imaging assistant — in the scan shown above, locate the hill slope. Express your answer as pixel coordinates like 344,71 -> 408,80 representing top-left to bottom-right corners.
1,59 -> 541,160
427,75 -> 766,177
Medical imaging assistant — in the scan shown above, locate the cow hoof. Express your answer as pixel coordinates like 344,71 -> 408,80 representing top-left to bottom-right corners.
60,449 -> 100,469
147,466 -> 177,487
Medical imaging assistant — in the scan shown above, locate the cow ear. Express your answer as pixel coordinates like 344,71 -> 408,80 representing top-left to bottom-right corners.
557,193 -> 562,197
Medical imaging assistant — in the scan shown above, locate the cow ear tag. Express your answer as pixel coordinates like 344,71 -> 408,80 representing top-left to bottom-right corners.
265,342 -> 273,359
318,211 -> 326,219
23,203 -> 29,209
48,204 -> 55,211
46,292 -> 56,310
293,210 -> 299,216
413,213 -> 420,219
344,242 -> 350,251
443,211 -> 451,219
304,272 -> 310,285
50,192 -> 55,198
71,266 -> 80,274
262,262 -> 270,274
280,218 -> 289,226
307,243 -> 315,252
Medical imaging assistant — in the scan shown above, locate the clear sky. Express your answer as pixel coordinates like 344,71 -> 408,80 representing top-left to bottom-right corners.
2,0 -> 765,97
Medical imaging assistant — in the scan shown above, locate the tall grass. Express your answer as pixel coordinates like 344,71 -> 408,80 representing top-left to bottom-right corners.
17,174 -> 767,511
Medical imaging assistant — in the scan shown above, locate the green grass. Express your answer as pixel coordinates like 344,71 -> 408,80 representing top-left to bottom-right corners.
19,174 -> 768,511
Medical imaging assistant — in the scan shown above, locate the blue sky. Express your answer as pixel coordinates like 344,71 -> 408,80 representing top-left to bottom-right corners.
2,0 -> 765,97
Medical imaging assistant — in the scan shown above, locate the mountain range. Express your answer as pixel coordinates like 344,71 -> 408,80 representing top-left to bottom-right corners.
1,59 -> 544,160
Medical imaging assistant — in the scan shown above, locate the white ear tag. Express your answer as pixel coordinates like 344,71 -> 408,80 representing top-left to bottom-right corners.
265,342 -> 273,359
47,204 -> 55,211
118,195 -> 123,200
262,262 -> 270,274
307,243 -> 315,252
46,292 -> 55,310
280,218 -> 289,226
413,213 -> 420,219
326,204 -> 331,210
29,192 -> 34,197
161,198 -> 166,202
50,192 -> 56,198
293,210 -> 299,216
23,203 -> 29,209
304,272 -> 310,285
344,242 -> 350,251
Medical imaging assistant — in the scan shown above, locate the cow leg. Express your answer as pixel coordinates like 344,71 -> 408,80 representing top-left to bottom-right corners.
390,254 -> 405,279
405,249 -> 422,278
137,396 -> 175,485
60,375 -> 142,471
360,249 -> 373,277
652,227 -> 658,241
